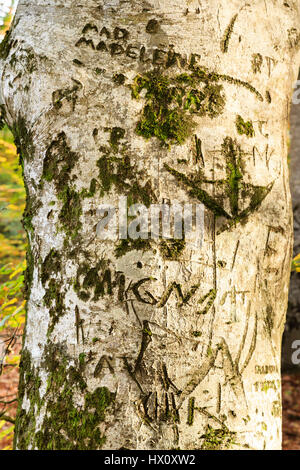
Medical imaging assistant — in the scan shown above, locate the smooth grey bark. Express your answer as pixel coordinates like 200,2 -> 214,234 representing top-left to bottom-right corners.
1,0 -> 300,451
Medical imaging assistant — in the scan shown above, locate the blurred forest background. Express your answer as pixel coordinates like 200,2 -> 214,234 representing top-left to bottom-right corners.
0,0 -> 299,450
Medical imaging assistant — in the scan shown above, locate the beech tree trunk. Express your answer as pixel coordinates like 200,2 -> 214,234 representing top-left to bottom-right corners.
282,90 -> 300,370
1,0 -> 300,450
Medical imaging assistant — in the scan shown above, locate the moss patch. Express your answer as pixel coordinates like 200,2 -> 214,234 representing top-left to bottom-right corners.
13,349 -> 42,450
159,239 -> 186,260
223,137 -> 243,217
113,73 -> 126,85
130,71 -> 225,145
35,383 -> 113,450
236,115 -> 255,138
10,117 -> 39,301
109,127 -> 125,150
42,132 -> 83,242
0,27 -> 13,60
41,249 -> 61,285
146,19 -> 160,34
14,346 -> 114,450
42,132 -> 79,192
220,137 -> 273,230
95,147 -> 157,257
41,249 -> 65,334
12,116 -> 35,164
115,238 -> 151,259
0,105 -> 6,130
58,187 -> 82,241
97,149 -> 156,207
200,425 -> 237,450
74,259 -> 113,301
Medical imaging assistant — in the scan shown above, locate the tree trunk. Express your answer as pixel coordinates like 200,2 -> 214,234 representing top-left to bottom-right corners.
282,86 -> 300,370
1,0 -> 300,451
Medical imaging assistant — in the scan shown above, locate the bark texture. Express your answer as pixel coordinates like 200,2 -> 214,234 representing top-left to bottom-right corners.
1,0 -> 300,450
282,91 -> 300,370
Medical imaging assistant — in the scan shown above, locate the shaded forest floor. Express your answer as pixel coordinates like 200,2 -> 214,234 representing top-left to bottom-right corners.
1,342 -> 300,450
0,329 -> 21,450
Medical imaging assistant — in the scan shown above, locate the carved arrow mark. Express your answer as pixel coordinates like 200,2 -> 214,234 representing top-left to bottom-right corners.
164,137 -> 273,233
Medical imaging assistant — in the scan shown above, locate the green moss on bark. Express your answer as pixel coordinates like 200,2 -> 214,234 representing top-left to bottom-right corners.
41,249 -> 66,334
23,241 -> 34,301
130,71 -> 225,145
13,349 -> 41,450
200,425 -> 237,450
97,150 -> 156,207
236,115 -> 255,138
41,249 -> 61,285
164,163 -> 231,219
12,116 -> 35,164
222,137 -> 243,217
109,127 -> 125,150
159,239 -> 186,260
35,385 -> 113,450
115,238 -> 152,258
0,27 -> 13,60
14,346 -> 115,450
42,132 -> 79,192
58,187 -> 82,240
42,133 -> 84,242
10,117 -> 39,301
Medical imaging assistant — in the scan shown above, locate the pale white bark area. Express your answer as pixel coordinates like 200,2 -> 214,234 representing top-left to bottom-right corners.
1,0 -> 300,450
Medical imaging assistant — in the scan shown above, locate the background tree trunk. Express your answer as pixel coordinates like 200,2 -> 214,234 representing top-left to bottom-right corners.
1,0 -> 300,450
282,84 -> 300,370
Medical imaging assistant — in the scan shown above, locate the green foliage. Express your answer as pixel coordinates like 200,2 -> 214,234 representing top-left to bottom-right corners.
0,125 -> 26,331
0,262 -> 25,331
0,2 -> 16,34
0,134 -> 26,264
0,124 -> 26,450
292,253 -> 300,272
